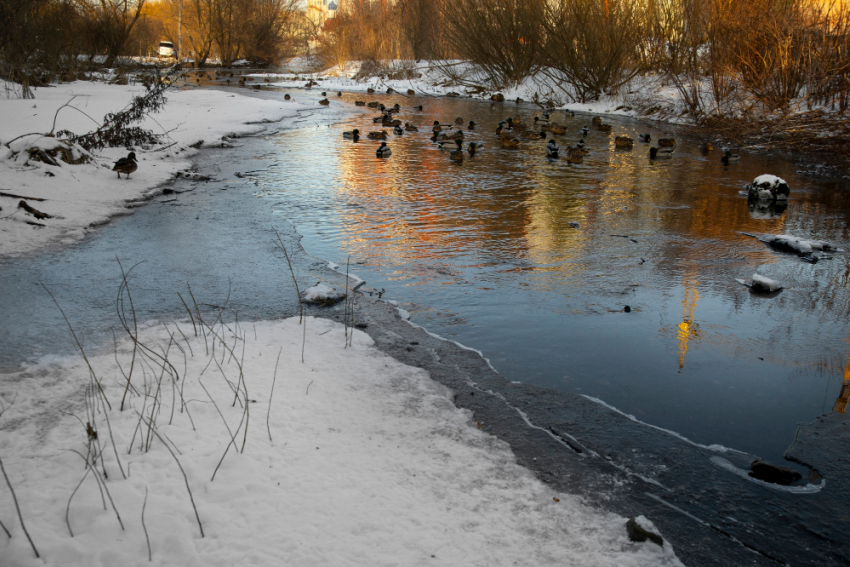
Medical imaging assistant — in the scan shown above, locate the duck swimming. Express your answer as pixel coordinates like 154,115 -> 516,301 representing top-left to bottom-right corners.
112,152 -> 137,179
649,146 -> 674,159
376,142 -> 392,157
343,128 -> 360,141
393,124 -> 404,135
404,122 -> 419,132
658,137 -> 675,147
638,133 -> 651,143
450,139 -> 464,161
468,120 -> 476,131
368,130 -> 389,140
468,141 -> 482,156
581,126 -> 589,136
721,150 -> 739,164
615,136 -> 634,149
546,139 -> 560,158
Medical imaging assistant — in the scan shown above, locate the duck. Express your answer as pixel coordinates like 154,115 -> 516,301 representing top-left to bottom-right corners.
404,122 -> 419,132
581,126 -> 589,136
721,150 -> 739,164
468,141 -> 482,156
355,100 -> 366,106
321,91 -> 327,96
368,130 -> 389,140
393,124 -> 404,135
546,139 -> 560,158
658,137 -> 675,147
596,123 -> 612,132
468,120 -> 476,131
506,117 -> 525,131
649,146 -> 674,159
112,152 -> 137,179
591,116 -> 602,126
413,105 -> 423,111
638,133 -> 651,143
454,117 -> 464,125
576,139 -> 586,149
567,150 -> 583,164
284,93 -> 291,100
548,124 -> 567,135
432,120 -> 444,135
318,98 -> 330,106
615,136 -> 634,149
500,137 -> 520,149
343,128 -> 360,141
449,139 -> 465,162
337,91 -> 343,97
376,142 -> 391,157
700,141 -> 714,152
367,101 -> 379,108
534,116 -> 549,126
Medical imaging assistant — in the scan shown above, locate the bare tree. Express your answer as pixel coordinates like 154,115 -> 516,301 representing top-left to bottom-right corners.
75,0 -> 147,68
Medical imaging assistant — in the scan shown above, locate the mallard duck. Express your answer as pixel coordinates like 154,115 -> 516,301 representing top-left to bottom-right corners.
413,105 -> 423,111
454,117 -> 464,125
658,137 -> 675,147
284,94 -> 291,100
591,116 -> 602,126
393,124 -> 404,135
368,130 -> 388,140
523,129 -> 546,140
468,120 -> 476,130
432,120 -> 443,134
615,136 -> 634,149
576,139 -> 586,149
112,152 -> 137,179
318,98 -> 330,106
404,122 -> 418,132
567,150 -> 583,164
337,91 -> 342,97
407,89 -> 415,95
468,141 -> 482,156
596,123 -> 612,132
367,87 -> 376,94
534,116 -> 549,126
548,124 -> 567,135
343,129 -> 360,141
649,146 -> 673,159
355,100 -> 366,106
546,139 -> 560,158
700,141 -> 714,152
367,101 -> 379,108
376,142 -> 391,157
500,137 -> 520,149
721,150 -> 739,164
581,126 -> 589,136
638,133 -> 651,143
449,139 -> 464,162
506,117 -> 525,131
321,91 -> 327,96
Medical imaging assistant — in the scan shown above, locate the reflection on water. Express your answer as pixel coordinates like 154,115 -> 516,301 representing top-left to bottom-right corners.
256,90 -> 850,463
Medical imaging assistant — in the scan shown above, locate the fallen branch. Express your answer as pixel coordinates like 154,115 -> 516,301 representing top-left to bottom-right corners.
0,191 -> 46,202
18,200 -> 51,220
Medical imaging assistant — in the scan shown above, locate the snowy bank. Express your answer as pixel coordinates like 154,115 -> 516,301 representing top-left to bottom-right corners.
0,317 -> 682,567
0,81 -> 311,258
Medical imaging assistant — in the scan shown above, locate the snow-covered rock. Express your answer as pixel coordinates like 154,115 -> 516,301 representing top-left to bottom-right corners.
746,174 -> 790,201
736,274 -> 783,293
301,282 -> 346,305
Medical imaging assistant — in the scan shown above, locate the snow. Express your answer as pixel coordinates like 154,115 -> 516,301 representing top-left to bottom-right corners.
0,317 -> 684,567
752,174 -> 787,188
301,282 -> 345,304
0,81 -> 310,258
750,274 -> 783,292
760,234 -> 835,254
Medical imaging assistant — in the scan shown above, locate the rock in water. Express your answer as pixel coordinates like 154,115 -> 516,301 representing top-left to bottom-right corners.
626,516 -> 663,546
736,274 -> 783,293
746,174 -> 790,201
749,459 -> 803,485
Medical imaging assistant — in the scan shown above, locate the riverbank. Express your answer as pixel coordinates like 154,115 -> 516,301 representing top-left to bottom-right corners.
0,80 -> 311,258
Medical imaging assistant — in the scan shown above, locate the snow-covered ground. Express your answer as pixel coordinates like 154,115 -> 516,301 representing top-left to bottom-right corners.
257,60 -> 683,119
0,317 -> 682,566
0,80 -> 311,258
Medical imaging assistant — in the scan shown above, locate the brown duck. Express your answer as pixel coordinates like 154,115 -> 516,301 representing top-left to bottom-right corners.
112,152 -> 137,179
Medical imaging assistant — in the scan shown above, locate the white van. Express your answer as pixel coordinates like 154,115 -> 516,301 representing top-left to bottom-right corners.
158,41 -> 175,58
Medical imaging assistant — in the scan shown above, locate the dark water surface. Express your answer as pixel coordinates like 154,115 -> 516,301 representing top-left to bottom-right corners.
248,88 -> 850,467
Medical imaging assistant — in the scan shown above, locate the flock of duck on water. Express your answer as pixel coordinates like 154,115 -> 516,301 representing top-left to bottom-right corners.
340,99 -> 741,164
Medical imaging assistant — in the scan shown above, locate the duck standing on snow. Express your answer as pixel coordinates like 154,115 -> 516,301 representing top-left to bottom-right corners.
546,139 -> 560,158
343,129 -> 360,141
376,142 -> 392,158
112,152 -> 138,179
